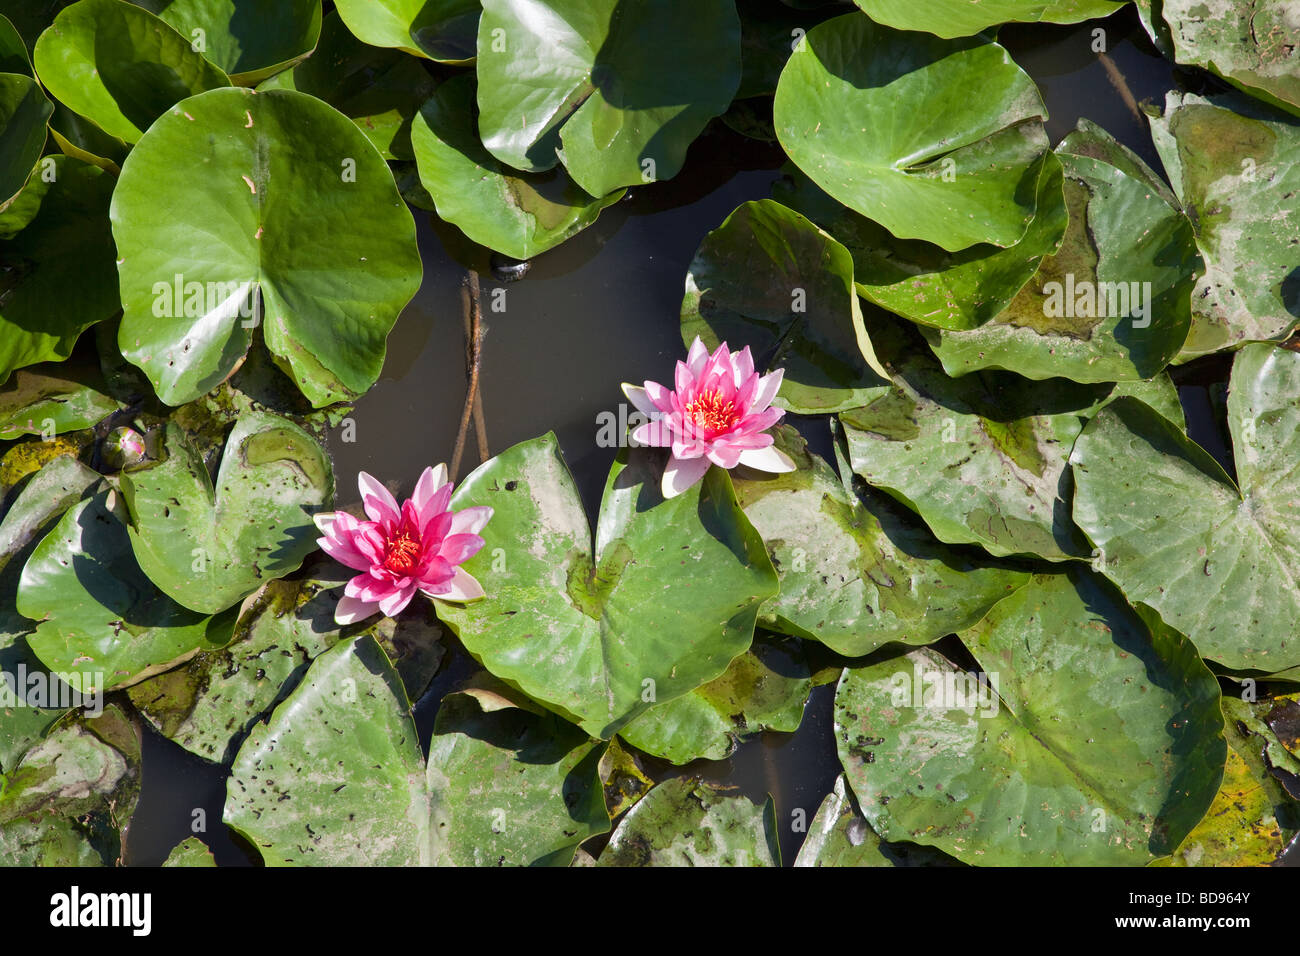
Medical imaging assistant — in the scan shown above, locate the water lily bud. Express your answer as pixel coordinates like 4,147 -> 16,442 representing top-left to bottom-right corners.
102,426 -> 146,470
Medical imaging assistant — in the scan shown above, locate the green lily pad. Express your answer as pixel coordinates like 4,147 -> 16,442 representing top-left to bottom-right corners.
475,0 -> 741,196
17,487 -> 238,694
774,13 -> 1050,252
119,413 -> 333,615
774,152 -> 1068,332
0,14 -> 30,73
1154,730 -> 1296,867
732,424 -> 1030,656
161,835 -> 216,866
0,2 -> 76,53
1159,0 -> 1300,116
225,634 -> 430,865
923,120 -> 1200,381
618,634 -> 812,765
411,75 -> 623,261
334,0 -> 480,63
427,684 -> 609,866
436,433 -> 779,740
127,556 -> 443,763
838,322 -> 1150,561
0,454 -> 99,772
47,100 -> 127,174
0,154 -> 120,386
850,0 -> 1127,38
0,359 -> 120,439
793,774 -> 962,867
679,199 -> 890,415
1070,345 -> 1300,672
597,777 -> 780,866
258,11 -> 435,160
1149,91 -> 1300,357
32,0 -> 231,143
111,86 -> 423,407
134,0 -> 323,86
0,702 -> 140,865
0,73 -> 51,211
836,570 -> 1225,865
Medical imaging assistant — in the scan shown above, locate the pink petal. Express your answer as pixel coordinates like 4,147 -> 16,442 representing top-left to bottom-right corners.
642,380 -> 674,413
412,464 -> 448,515
439,532 -> 485,566
674,359 -> 695,397
449,506 -> 493,536
335,594 -> 380,626
622,384 -> 660,418
686,337 -> 709,377
662,453 -> 711,498
424,566 -> 485,602
738,445 -> 798,473
416,483 -> 452,532
378,582 -> 418,617
357,472 -> 400,525
420,510 -> 453,549
318,534 -> 375,573
706,442 -> 744,469
750,369 -> 784,412
632,420 -> 673,447
732,345 -> 755,387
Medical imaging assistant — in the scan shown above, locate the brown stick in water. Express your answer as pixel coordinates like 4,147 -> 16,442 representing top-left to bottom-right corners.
451,271 -> 488,481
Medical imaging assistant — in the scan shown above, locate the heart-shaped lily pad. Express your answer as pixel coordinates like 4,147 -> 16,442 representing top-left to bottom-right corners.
435,433 -> 779,740
774,13 -> 1050,252
679,199 -> 890,414
33,0 -> 231,143
1070,344 -> 1300,672
119,412 -> 333,615
835,570 -> 1225,865
111,86 -> 423,407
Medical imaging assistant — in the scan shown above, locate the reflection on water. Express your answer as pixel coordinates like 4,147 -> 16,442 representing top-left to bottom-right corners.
126,8 -> 1293,867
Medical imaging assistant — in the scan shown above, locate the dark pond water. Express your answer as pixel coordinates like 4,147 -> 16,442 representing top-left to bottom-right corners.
122,8 -> 1291,867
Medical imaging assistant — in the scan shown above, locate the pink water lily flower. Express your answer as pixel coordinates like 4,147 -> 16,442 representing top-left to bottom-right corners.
623,337 -> 796,498
314,464 -> 492,625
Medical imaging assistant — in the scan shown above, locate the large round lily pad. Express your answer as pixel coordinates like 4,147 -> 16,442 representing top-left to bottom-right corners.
33,0 -> 231,143
1070,344 -> 1300,672
475,0 -> 741,196
435,433 -> 779,740
111,86 -> 422,407
835,570 -> 1225,865
679,199 -> 890,414
119,412 -> 333,615
774,13 -> 1050,252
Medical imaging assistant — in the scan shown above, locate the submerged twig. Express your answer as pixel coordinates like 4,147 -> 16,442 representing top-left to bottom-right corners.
1098,52 -> 1142,125
450,270 -> 488,481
